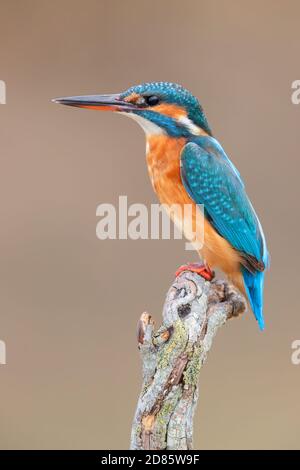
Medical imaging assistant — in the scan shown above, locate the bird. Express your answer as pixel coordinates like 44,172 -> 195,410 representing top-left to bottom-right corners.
53,82 -> 269,330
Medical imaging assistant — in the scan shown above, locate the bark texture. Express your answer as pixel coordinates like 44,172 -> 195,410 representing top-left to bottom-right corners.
130,271 -> 246,450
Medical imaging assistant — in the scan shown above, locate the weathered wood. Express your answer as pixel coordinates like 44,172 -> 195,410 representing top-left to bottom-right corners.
130,272 -> 246,450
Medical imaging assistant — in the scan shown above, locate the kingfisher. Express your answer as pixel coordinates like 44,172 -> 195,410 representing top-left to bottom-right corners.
53,82 -> 269,330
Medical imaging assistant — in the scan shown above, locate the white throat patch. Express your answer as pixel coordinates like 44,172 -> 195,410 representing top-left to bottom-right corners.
119,111 -> 165,136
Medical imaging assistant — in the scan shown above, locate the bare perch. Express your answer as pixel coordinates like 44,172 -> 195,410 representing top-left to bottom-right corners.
130,272 -> 246,450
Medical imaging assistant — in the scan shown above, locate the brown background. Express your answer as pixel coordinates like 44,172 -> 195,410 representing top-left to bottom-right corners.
0,0 -> 299,450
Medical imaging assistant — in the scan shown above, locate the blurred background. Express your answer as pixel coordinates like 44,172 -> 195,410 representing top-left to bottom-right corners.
0,0 -> 299,450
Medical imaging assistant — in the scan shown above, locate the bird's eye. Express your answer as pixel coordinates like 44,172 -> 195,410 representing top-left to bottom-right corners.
145,95 -> 160,106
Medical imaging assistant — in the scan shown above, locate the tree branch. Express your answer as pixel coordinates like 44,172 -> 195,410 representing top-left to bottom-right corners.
130,272 -> 246,450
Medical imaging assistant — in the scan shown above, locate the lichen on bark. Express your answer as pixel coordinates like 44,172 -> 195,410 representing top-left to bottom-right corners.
130,271 -> 246,450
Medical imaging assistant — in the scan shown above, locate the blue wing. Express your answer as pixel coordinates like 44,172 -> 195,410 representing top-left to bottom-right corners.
180,137 -> 267,268
180,137 -> 269,329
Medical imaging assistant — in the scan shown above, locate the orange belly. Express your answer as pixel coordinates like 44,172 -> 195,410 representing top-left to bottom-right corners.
146,135 -> 245,293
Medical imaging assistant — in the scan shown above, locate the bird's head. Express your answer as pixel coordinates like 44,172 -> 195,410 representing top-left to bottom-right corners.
53,82 -> 212,138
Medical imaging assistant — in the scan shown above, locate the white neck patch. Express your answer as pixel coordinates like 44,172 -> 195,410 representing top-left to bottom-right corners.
176,115 -> 202,136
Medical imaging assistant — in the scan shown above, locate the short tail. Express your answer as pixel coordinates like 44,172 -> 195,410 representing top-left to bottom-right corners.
242,268 -> 265,330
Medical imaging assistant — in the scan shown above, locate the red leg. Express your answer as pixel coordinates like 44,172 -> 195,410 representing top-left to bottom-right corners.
175,262 -> 214,281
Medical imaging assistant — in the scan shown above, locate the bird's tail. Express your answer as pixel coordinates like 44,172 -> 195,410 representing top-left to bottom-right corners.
242,268 -> 265,330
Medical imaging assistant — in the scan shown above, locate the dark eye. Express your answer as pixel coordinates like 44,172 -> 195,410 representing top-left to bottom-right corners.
145,95 -> 160,106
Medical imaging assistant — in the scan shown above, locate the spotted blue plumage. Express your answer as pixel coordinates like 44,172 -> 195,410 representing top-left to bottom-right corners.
181,137 -> 269,329
121,82 -> 212,135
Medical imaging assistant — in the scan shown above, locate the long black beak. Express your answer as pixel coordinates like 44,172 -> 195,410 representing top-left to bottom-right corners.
52,93 -> 136,111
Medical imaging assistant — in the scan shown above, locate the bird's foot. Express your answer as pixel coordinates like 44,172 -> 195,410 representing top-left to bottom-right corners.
175,262 -> 215,281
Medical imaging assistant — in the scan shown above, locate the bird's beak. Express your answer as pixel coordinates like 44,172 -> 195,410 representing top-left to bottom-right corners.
52,93 -> 136,112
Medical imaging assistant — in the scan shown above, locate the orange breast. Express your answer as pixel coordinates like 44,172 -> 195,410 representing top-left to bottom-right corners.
146,135 -> 243,289
146,135 -> 187,204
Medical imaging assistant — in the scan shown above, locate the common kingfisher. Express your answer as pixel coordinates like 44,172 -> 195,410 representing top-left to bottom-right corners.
53,82 -> 269,330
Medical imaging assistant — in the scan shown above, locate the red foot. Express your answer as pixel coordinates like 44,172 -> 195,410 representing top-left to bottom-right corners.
175,262 -> 214,281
